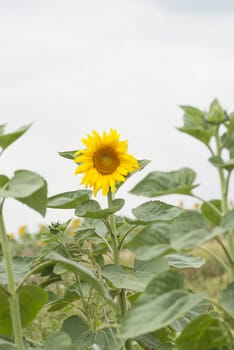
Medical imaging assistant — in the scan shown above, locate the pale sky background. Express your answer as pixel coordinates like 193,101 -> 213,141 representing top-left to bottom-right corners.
1,0 -> 234,234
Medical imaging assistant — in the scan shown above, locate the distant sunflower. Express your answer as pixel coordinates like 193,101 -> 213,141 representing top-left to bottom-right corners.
74,129 -> 139,195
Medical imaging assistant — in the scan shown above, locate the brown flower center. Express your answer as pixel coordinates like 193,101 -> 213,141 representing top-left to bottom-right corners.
93,147 -> 120,175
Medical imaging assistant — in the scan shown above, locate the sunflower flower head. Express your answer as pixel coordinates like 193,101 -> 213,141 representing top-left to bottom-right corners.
74,129 -> 139,195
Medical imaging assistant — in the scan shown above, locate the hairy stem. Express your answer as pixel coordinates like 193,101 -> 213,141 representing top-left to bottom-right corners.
107,191 -> 132,350
0,208 -> 24,349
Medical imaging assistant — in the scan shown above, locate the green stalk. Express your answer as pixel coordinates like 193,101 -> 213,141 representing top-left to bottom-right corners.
0,208 -> 24,349
107,191 -> 132,350
214,128 -> 234,278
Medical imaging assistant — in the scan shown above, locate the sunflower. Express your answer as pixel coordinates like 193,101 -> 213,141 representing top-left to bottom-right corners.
74,129 -> 139,195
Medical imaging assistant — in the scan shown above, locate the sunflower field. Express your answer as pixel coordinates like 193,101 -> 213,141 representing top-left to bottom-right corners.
1,99 -> 234,350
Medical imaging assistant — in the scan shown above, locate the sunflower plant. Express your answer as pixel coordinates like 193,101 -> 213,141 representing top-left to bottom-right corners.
43,121 -> 234,350
1,101 -> 234,350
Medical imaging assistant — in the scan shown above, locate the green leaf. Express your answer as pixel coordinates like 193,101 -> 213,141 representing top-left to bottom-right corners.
171,226 -> 225,250
59,150 -> 77,160
102,257 -> 168,292
200,199 -> 222,225
0,285 -> 48,336
48,285 -> 80,312
220,282 -> 234,318
0,170 -> 47,216
15,174 -> 47,216
47,252 -> 114,306
178,126 -> 215,145
179,105 -> 204,125
75,198 -> 125,218
47,190 -> 92,209
0,175 -> 9,188
176,314 -> 230,350
130,168 -> 198,197
169,211 -> 225,250
45,331 -> 76,350
126,222 -> 171,260
178,104 -> 216,144
0,338 -> 17,350
165,253 -> 205,269
221,209 -> 234,230
62,316 -> 122,350
120,271 -> 203,339
0,124 -> 32,151
19,285 -> 48,327
0,256 -> 34,284
205,98 -> 227,124
132,201 -> 183,224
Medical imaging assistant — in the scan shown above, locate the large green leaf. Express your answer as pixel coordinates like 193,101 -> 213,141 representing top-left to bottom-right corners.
0,124 -> 32,151
171,227 -> 225,250
120,271 -> 203,339
75,198 -> 125,218
0,170 -> 47,216
45,331 -> 76,350
131,201 -> 183,224
47,190 -> 92,209
47,253 -> 114,306
0,285 -> 48,336
126,222 -> 171,260
220,282 -> 234,318
130,168 -> 198,197
102,257 -> 168,292
176,314 -> 230,350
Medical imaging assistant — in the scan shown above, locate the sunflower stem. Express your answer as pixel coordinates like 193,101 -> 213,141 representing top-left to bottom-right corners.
0,206 -> 24,350
107,190 -> 132,350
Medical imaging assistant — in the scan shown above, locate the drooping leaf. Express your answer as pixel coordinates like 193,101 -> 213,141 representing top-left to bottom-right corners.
0,124 -> 32,151
120,271 -> 203,339
102,257 -> 168,292
48,285 -> 80,312
131,201 -> 183,224
47,253 -> 114,306
47,190 -> 92,209
176,314 -> 231,350
130,168 -> 198,197
75,198 -> 125,218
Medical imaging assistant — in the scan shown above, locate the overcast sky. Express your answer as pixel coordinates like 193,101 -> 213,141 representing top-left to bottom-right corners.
1,0 -> 234,234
